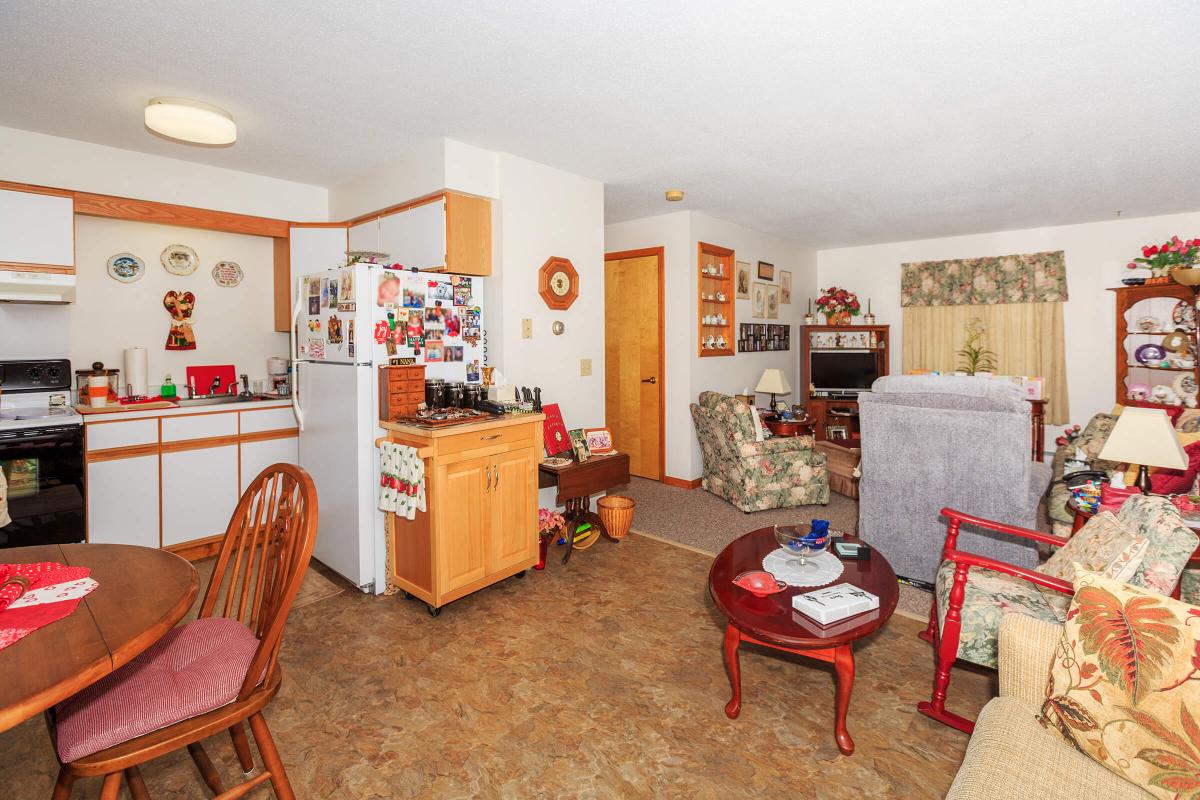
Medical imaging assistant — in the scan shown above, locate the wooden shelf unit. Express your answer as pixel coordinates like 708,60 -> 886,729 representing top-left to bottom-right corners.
697,242 -> 736,357
799,324 -> 890,441
1111,283 -> 1199,407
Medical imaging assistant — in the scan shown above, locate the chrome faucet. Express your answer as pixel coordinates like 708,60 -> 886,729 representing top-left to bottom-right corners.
209,377 -> 222,396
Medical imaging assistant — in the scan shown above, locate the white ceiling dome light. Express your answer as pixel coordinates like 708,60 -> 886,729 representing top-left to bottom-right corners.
144,97 -> 236,145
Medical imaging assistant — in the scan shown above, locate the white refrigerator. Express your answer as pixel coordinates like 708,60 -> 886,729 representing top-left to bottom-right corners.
291,263 -> 486,593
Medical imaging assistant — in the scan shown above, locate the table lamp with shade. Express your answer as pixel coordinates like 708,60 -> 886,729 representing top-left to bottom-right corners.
1098,407 -> 1188,494
756,369 -> 792,412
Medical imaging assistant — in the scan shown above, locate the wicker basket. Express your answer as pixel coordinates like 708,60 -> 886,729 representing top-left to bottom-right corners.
597,495 -> 636,540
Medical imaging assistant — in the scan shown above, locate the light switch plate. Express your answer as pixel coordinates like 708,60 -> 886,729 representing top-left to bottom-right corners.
521,318 -> 533,339
580,358 -> 592,376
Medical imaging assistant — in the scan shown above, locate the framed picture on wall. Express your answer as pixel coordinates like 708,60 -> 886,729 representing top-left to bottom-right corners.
766,285 -> 780,319
780,271 -> 792,304
735,261 -> 751,299
757,261 -> 775,281
752,282 -> 767,318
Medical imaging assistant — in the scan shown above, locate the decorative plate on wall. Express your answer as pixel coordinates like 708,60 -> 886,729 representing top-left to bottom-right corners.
106,252 -> 145,283
211,261 -> 243,287
160,244 -> 198,276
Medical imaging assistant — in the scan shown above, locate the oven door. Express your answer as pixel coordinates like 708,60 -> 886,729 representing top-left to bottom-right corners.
0,424 -> 85,548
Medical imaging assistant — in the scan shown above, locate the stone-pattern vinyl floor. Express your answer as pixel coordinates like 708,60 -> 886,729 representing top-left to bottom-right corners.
0,533 -> 993,799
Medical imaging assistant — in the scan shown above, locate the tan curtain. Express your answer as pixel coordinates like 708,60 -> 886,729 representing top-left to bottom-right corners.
902,302 -> 1069,424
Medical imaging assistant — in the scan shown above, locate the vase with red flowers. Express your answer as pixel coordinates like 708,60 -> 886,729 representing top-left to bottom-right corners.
815,287 -> 861,326
536,507 -> 566,570
1127,236 -> 1200,286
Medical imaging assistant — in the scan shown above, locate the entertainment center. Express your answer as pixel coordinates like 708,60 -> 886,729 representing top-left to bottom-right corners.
799,324 -> 891,441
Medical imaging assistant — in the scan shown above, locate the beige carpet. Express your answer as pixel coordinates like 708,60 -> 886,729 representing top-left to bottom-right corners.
614,477 -> 933,620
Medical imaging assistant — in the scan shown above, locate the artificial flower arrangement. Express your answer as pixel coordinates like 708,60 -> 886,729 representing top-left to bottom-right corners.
814,286 -> 861,325
538,507 -> 565,541
1054,423 -> 1082,449
1127,236 -> 1200,276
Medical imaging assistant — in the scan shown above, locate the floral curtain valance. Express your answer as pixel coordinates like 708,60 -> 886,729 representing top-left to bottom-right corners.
900,250 -> 1067,307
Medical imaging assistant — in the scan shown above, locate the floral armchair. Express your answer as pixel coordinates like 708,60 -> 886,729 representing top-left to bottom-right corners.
919,494 -> 1198,733
689,392 -> 829,512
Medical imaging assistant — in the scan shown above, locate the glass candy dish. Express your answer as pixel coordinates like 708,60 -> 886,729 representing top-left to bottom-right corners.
774,523 -> 831,575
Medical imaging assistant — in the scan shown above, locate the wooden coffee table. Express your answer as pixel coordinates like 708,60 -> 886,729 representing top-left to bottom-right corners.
708,528 -> 898,755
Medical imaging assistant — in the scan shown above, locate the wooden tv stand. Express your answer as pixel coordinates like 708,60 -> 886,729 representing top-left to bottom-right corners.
800,324 -> 890,442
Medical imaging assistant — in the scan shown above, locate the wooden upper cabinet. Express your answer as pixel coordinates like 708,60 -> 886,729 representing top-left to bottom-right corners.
348,191 -> 492,276
0,185 -> 75,271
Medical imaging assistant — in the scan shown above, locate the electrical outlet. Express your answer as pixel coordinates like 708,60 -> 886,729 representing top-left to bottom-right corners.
521,318 -> 533,339
580,358 -> 592,376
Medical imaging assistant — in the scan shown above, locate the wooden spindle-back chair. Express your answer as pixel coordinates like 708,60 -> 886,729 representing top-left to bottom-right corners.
49,464 -> 318,800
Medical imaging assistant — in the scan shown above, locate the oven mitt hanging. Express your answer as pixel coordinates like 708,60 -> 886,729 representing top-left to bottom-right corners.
163,290 -> 197,351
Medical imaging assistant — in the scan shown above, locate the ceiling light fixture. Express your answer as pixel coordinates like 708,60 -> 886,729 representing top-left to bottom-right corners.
144,97 -> 236,146
665,190 -> 685,202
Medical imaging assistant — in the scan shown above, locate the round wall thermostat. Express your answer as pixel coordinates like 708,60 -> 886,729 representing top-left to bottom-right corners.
551,321 -> 565,335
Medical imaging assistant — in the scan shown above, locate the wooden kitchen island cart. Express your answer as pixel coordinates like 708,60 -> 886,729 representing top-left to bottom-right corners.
379,413 -> 544,615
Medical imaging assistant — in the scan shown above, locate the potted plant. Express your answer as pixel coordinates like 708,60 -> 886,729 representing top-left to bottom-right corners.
815,287 -> 861,326
536,507 -> 566,570
1127,236 -> 1200,286
956,318 -> 997,375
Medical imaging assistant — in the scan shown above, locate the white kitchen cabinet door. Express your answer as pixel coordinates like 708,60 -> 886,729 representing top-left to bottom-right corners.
0,188 -> 74,267
161,445 -> 239,546
379,200 -> 446,271
239,436 -> 299,493
348,219 -> 381,254
290,226 -> 348,309
87,455 -> 159,547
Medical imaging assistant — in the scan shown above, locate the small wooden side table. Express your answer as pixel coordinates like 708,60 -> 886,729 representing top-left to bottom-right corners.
1027,398 -> 1047,462
538,452 -> 631,564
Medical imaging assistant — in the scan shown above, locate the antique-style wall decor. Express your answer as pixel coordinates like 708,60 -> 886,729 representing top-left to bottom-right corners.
163,290 -> 197,350
538,256 -> 579,310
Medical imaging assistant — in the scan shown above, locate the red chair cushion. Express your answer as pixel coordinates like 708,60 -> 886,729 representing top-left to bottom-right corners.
54,617 -> 260,763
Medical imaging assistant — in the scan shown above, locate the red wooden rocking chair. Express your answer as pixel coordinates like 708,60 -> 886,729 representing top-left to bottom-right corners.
916,507 -> 1073,734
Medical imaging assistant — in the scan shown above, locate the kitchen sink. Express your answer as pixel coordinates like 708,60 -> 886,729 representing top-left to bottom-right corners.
174,394 -> 274,407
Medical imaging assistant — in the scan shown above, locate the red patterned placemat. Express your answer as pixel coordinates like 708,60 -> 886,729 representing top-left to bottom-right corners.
0,562 -> 96,650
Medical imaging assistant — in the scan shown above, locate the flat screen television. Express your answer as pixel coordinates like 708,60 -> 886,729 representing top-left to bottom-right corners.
809,351 -> 878,394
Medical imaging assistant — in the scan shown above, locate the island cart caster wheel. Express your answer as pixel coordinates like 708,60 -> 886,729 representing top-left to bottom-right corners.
401,590 -> 412,600
516,570 -> 526,579
426,603 -> 442,617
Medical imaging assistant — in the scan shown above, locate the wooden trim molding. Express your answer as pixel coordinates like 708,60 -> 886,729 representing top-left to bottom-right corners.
0,180 -> 72,198
165,533 -> 225,562
159,435 -> 240,454
663,476 -> 702,490
239,428 -> 299,444
0,262 -> 74,273
273,235 -> 290,332
74,191 -> 289,238
86,443 -> 161,463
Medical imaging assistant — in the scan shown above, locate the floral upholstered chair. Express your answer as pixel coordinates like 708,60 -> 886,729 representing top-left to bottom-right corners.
919,494 -> 1198,733
689,392 -> 829,512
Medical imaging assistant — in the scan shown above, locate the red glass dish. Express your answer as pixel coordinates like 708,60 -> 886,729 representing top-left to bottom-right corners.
731,570 -> 787,597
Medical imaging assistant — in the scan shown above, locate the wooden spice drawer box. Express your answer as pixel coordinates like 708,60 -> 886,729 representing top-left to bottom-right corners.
379,364 -> 426,422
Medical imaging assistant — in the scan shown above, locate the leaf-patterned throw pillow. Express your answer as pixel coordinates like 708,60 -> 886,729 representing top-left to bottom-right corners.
1039,571 -> 1200,799
1037,511 -> 1148,583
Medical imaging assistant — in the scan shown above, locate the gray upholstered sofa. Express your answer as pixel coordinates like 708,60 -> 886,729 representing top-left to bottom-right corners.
857,375 -> 1053,584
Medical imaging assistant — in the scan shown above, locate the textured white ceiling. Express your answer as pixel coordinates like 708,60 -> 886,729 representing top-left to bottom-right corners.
2,1 -> 1198,247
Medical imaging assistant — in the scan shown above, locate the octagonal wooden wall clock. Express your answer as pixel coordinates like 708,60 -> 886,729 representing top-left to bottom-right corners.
538,256 -> 579,311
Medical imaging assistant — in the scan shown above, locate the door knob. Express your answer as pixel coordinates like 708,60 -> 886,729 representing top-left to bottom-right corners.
641,377 -> 657,384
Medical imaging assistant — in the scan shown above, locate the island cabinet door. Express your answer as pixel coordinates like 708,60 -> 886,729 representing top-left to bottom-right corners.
160,444 -> 240,547
487,448 -> 538,574
435,456 -> 487,594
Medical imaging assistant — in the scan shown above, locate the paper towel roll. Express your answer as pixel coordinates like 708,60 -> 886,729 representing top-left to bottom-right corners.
124,347 -> 148,399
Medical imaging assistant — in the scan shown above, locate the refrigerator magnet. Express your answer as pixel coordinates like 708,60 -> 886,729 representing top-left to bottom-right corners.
348,321 -> 355,359
307,338 -> 325,359
373,321 -> 390,345
377,273 -> 401,307
308,295 -> 320,315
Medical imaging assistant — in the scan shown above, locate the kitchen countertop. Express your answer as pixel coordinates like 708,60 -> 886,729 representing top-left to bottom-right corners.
380,412 -> 544,438
78,397 -> 293,422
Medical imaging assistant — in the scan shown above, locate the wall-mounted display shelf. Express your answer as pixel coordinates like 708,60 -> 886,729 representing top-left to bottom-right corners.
1111,283 -> 1199,407
697,241 -> 735,357
739,323 -> 790,352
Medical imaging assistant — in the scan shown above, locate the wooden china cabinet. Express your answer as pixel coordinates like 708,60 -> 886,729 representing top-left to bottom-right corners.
1111,283 -> 1199,408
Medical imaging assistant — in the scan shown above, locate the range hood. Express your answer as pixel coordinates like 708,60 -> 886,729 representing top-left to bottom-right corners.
0,269 -> 76,304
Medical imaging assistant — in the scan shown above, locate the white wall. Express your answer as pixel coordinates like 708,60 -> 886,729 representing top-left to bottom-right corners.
489,154 -> 605,507
65,216 -> 286,388
815,209 -> 1200,440
0,126 -> 328,220
605,211 -> 816,480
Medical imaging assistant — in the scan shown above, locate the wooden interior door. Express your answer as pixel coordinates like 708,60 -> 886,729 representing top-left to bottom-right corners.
486,448 -> 538,573
604,249 -> 663,480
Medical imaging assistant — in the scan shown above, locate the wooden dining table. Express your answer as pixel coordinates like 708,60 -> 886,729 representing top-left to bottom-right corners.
0,543 -> 198,734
